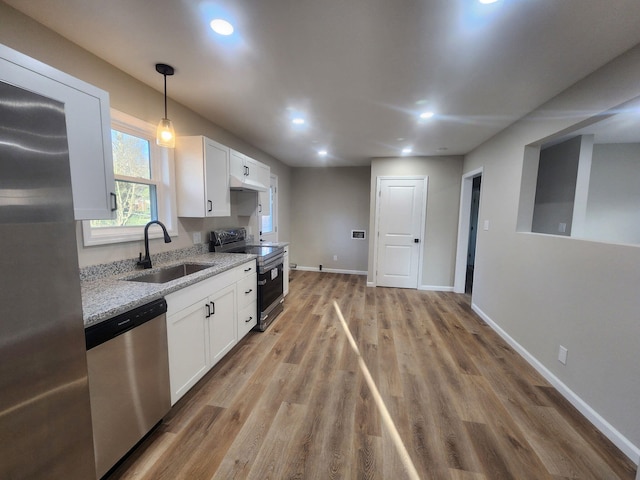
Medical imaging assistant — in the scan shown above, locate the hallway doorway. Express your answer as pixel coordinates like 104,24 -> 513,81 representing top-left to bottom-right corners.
454,167 -> 483,294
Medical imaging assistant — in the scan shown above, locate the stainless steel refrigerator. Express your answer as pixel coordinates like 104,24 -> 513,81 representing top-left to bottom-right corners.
0,81 -> 96,477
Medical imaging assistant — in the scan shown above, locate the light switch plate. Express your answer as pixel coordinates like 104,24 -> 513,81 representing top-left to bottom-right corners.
193,232 -> 202,244
483,220 -> 489,231
558,345 -> 568,365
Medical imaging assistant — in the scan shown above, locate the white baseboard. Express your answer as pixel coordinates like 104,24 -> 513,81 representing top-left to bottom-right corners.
293,265 -> 367,276
471,302 -> 640,465
419,285 -> 454,292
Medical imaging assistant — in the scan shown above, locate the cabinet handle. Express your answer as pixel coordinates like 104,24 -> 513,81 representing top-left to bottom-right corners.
210,301 -> 215,315
110,192 -> 118,212
244,267 -> 252,272
205,303 -> 211,318
245,316 -> 253,323
207,200 -> 213,212
258,204 -> 262,213
245,289 -> 253,294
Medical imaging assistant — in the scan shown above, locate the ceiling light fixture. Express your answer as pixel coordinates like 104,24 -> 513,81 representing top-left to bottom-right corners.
479,0 -> 500,4
318,150 -> 328,156
402,147 -> 413,155
292,117 -> 305,125
419,111 -> 435,119
210,19 -> 234,35
155,63 -> 176,148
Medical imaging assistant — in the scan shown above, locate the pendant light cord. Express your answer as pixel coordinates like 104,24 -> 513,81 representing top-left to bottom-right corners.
163,73 -> 168,119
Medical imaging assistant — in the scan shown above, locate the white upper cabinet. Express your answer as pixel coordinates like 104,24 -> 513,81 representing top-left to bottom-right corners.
175,136 -> 231,217
0,44 -> 115,220
229,149 -> 269,193
256,162 -> 271,216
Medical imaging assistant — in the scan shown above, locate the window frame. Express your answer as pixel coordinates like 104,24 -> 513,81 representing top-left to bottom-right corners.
82,109 -> 177,246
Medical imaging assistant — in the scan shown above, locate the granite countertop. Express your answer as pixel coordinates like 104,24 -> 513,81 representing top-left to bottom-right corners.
259,241 -> 290,247
81,251 -> 256,327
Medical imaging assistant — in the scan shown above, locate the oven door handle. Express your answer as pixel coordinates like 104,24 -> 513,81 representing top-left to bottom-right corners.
260,257 -> 284,273
257,279 -> 267,286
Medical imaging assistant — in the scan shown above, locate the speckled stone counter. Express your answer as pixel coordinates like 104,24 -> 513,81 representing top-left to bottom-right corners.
81,251 -> 256,327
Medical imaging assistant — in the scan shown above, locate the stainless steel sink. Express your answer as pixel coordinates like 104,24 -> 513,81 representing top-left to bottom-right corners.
127,263 -> 212,284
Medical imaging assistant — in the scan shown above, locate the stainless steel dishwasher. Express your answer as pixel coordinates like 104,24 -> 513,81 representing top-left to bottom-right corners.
85,298 -> 171,479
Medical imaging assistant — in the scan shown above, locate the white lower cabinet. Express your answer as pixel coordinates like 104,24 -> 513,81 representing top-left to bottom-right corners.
237,270 -> 257,337
165,260 -> 257,405
208,284 -> 237,366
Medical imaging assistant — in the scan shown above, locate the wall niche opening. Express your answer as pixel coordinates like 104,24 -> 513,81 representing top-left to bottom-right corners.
518,96 -> 640,246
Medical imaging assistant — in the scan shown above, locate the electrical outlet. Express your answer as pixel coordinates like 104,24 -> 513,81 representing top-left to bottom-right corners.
558,222 -> 567,233
483,220 -> 489,231
333,255 -> 338,261
558,345 -> 568,365
193,232 -> 202,244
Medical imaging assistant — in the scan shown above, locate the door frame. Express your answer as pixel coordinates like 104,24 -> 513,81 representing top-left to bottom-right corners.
454,167 -> 483,294
372,175 -> 428,288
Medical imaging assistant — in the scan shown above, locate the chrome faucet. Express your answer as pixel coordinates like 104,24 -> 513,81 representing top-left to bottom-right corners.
137,220 -> 172,269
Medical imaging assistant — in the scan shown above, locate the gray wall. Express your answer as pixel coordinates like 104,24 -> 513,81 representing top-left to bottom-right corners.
290,167 -> 370,272
368,156 -> 463,289
463,44 -> 640,457
531,136 -> 581,236
584,143 -> 640,244
0,3 -> 291,267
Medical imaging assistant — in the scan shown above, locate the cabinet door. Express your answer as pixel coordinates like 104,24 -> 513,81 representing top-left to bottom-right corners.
208,284 -> 237,367
256,162 -> 271,216
166,300 -> 208,405
230,149 -> 246,180
0,45 -> 115,220
204,138 -> 231,217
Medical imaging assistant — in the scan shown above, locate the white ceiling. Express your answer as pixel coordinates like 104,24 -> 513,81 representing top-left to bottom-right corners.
6,0 -> 640,167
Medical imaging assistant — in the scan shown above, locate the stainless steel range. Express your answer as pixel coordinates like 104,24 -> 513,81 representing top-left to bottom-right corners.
210,228 -> 284,331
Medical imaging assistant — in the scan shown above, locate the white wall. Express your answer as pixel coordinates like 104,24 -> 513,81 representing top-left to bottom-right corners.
584,143 -> 640,245
290,167 -> 370,273
463,44 -> 640,460
0,2 -> 291,267
368,156 -> 463,289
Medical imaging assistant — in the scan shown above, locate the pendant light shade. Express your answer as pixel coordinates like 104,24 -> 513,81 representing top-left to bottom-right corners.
155,63 -> 175,148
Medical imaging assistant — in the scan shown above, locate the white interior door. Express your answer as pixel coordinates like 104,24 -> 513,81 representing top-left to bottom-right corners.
375,177 -> 426,288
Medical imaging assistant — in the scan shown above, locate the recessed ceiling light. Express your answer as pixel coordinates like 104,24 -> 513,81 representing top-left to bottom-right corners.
419,111 -> 435,119
318,150 -> 328,156
402,147 -> 413,155
292,117 -> 305,125
479,0 -> 500,4
210,19 -> 234,36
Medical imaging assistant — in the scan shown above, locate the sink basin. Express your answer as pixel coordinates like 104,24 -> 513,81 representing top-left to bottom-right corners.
127,263 -> 212,284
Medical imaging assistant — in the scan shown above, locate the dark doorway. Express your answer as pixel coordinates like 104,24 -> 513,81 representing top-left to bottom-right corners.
466,175 -> 481,294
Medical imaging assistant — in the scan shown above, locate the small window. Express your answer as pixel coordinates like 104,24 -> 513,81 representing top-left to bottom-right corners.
260,174 -> 278,242
82,110 -> 176,246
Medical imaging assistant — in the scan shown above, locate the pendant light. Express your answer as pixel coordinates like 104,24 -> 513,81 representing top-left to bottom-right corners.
155,63 -> 176,148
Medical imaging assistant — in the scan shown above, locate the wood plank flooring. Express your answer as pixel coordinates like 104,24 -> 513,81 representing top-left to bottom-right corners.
107,271 -> 637,480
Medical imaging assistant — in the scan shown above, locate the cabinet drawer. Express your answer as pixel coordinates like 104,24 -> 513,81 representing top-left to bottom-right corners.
237,273 -> 257,309
237,260 -> 256,279
238,301 -> 257,338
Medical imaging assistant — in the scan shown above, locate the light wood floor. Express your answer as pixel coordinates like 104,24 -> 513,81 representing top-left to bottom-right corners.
108,271 -> 637,480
